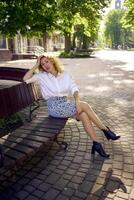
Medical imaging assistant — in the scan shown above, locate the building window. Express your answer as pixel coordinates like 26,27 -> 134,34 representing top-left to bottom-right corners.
0,36 -> 6,48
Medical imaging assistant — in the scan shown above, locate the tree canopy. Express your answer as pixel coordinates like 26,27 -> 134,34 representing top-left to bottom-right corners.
0,0 -> 110,35
122,0 -> 134,30
0,0 -> 58,36
104,8 -> 134,49
104,9 -> 124,48
56,0 -> 110,51
0,0 -> 111,51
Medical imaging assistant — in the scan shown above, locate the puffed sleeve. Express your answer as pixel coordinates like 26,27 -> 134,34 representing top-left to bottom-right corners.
24,74 -> 39,84
68,73 -> 79,95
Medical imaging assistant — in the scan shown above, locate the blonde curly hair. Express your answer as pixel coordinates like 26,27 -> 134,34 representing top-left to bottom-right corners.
38,55 -> 64,73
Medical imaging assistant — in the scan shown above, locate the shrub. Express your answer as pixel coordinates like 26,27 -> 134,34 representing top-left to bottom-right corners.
59,50 -> 93,58
0,114 -> 23,135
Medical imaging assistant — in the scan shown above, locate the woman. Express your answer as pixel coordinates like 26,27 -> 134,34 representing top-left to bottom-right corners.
23,55 -> 120,158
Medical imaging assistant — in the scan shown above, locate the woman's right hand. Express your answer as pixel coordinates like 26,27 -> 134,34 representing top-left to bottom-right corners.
35,55 -> 43,67
23,56 -> 43,81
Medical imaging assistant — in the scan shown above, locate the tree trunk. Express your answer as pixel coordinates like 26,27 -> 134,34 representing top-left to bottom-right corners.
43,32 -> 48,51
64,32 -> 71,53
82,35 -> 88,49
72,33 -> 76,50
39,38 -> 43,46
8,38 -> 14,53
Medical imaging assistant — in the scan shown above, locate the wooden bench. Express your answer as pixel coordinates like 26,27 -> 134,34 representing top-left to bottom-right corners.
0,67 -> 68,174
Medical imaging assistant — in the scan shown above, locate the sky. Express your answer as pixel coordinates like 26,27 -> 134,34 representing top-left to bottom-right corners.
105,0 -> 124,14
109,0 -> 116,9
104,0 -> 116,14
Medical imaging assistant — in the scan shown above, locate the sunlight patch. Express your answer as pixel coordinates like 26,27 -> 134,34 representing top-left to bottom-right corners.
114,80 -> 121,84
86,85 -> 110,92
99,72 -> 109,76
88,74 -> 96,78
123,79 -> 134,84
114,98 -> 129,106
105,77 -> 113,80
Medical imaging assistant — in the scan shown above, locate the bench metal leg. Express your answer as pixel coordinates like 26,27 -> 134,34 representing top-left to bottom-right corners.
54,137 -> 68,150
28,101 -> 40,121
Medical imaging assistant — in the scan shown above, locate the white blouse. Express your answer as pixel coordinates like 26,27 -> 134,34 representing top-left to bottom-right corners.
25,71 -> 79,100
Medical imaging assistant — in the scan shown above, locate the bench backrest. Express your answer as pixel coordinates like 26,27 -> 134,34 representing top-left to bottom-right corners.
0,67 -> 28,82
0,67 -> 40,118
0,82 -> 39,118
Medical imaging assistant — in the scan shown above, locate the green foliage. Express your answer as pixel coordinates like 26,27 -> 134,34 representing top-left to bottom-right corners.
59,51 -> 74,58
0,114 -> 22,129
59,49 -> 93,58
60,0 -> 110,33
57,0 -> 110,51
122,0 -> 134,30
104,9 -> 128,48
0,0 -> 58,36
74,13 -> 98,38
0,0 -> 111,51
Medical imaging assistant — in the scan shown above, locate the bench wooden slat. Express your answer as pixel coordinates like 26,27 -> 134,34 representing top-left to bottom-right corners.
11,130 -> 57,139
19,126 -> 60,134
18,83 -> 31,109
27,123 -> 63,130
32,83 -> 40,101
0,89 -> 8,118
18,117 -> 67,133
2,134 -> 49,145
4,148 -> 26,163
8,85 -> 20,113
2,135 -> 44,150
19,83 -> 34,108
32,116 -> 68,126
0,157 -> 16,172
0,138 -> 35,157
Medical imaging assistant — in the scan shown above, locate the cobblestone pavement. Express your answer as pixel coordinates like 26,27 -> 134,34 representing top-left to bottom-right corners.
0,50 -> 134,200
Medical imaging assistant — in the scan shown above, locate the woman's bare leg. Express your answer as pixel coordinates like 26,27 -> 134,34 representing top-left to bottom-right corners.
79,101 -> 107,130
77,112 -> 99,141
77,112 -> 110,158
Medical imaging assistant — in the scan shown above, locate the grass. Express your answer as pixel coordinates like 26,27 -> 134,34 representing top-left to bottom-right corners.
59,49 -> 94,58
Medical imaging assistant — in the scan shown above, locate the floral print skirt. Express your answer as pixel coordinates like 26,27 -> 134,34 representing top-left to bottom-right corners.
47,96 -> 77,118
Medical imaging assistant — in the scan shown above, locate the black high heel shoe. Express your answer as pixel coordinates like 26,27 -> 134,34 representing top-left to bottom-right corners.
102,127 -> 120,141
91,141 -> 109,158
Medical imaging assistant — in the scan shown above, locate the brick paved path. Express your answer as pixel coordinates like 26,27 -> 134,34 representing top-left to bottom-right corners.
0,50 -> 134,200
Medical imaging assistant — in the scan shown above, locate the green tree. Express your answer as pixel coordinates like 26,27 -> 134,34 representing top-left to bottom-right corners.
72,13 -> 99,50
104,9 -> 127,49
0,0 -> 59,50
0,0 -> 110,52
57,0 -> 110,52
122,0 -> 134,30
0,0 -> 58,36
